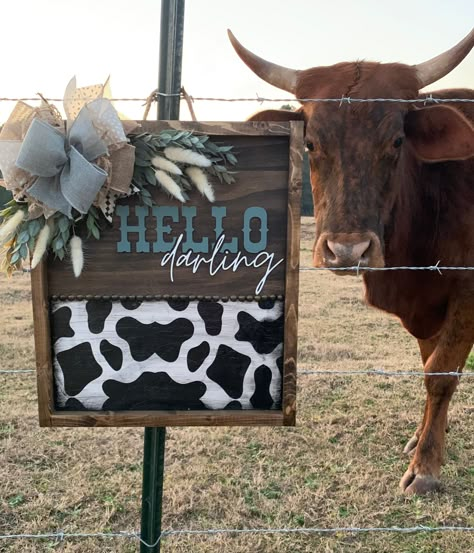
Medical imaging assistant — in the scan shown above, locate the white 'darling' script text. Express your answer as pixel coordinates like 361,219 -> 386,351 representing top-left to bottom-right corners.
160,234 -> 284,294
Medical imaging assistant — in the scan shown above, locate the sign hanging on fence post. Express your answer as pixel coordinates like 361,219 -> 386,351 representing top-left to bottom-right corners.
31,120 -> 303,427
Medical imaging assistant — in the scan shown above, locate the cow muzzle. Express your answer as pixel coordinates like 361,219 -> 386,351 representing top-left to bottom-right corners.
313,232 -> 384,273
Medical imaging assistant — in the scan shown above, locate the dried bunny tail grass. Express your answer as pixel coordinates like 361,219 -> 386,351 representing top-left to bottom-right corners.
69,236 -> 84,278
154,170 -> 186,203
31,222 -> 51,269
185,166 -> 215,202
151,155 -> 182,175
164,146 -> 212,168
0,210 -> 25,245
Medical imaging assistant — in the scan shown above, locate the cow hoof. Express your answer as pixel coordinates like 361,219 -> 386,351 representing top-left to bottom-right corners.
403,434 -> 419,456
399,470 -> 441,496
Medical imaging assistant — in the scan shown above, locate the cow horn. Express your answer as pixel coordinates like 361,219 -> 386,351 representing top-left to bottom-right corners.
414,27 -> 474,88
228,29 -> 298,93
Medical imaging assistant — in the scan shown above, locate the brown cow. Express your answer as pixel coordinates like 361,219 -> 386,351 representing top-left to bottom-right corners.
229,28 -> 474,495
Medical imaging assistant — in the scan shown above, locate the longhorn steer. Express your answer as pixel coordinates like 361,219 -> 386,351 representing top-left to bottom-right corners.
229,28 -> 474,495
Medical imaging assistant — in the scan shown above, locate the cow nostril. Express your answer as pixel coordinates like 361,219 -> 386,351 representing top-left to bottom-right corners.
356,240 -> 371,261
315,235 -> 383,270
324,239 -> 337,262
325,239 -> 371,264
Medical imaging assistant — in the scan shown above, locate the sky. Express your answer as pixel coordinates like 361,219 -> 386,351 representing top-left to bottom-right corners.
0,0 -> 473,124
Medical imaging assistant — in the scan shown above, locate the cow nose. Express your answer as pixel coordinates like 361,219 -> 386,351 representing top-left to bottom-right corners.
325,239 -> 371,266
313,231 -> 384,271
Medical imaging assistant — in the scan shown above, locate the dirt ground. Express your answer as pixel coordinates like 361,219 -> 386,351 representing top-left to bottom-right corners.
0,217 -> 473,552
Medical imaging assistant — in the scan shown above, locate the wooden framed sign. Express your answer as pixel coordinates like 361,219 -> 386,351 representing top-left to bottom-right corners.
31,121 -> 303,427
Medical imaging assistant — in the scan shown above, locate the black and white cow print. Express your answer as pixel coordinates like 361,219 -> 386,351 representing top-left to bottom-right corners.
52,298 -> 284,411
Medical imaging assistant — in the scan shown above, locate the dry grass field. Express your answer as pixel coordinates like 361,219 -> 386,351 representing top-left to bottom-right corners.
0,217 -> 473,552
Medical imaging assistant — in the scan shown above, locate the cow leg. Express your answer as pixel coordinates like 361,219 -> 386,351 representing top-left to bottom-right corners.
400,305 -> 473,495
403,336 -> 439,456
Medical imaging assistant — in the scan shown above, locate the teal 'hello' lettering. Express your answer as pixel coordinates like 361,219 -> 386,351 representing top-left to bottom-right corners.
152,206 -> 178,253
116,205 -> 150,253
211,206 -> 238,253
182,206 -> 209,253
243,207 -> 268,253
116,205 -> 270,254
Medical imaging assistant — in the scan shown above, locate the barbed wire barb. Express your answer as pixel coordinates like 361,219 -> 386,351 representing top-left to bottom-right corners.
1,94 -> 474,104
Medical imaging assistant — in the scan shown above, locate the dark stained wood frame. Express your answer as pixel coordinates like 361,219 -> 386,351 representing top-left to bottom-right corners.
31,121 -> 303,427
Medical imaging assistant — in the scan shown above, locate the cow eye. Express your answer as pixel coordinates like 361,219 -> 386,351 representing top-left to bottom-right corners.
306,141 -> 314,151
393,137 -> 404,148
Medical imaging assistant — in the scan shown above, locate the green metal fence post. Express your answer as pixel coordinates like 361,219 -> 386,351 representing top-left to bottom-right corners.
140,1 -> 185,552
157,0 -> 185,121
141,427 -> 167,552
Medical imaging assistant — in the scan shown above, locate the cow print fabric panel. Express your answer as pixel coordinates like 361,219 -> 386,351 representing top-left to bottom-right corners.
52,299 -> 284,411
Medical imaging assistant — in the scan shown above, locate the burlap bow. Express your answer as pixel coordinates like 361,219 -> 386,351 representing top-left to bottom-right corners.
16,108 -> 109,217
0,78 -> 136,220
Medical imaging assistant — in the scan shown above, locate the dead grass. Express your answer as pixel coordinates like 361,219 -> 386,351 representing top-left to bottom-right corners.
0,217 -> 473,552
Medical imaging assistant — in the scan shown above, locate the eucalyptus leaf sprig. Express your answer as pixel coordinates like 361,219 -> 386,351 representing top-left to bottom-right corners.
130,130 -> 237,204
0,202 -> 29,274
0,206 -> 90,275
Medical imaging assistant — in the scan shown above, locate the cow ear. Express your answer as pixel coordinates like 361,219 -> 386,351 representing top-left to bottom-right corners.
248,108 -> 304,122
405,105 -> 474,162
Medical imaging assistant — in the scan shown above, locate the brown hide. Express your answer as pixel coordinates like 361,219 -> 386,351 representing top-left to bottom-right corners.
405,105 -> 474,161
247,80 -> 474,340
363,89 -> 474,340
247,108 -> 304,122
232,28 -> 474,494
254,67 -> 474,341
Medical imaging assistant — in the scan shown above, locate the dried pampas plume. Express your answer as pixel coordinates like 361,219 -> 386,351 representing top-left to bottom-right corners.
0,210 -> 25,246
69,236 -> 84,278
31,222 -> 51,269
185,167 -> 215,202
151,155 -> 182,175
164,147 -> 212,168
155,170 -> 186,203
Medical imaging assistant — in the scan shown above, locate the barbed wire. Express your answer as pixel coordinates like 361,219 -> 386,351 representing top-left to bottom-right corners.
13,265 -> 474,276
0,92 -> 473,104
0,97 -> 152,103
300,264 -> 474,275
299,368 -> 473,377
2,368 -> 474,378
0,369 -> 35,374
179,94 -> 474,105
2,524 -> 474,547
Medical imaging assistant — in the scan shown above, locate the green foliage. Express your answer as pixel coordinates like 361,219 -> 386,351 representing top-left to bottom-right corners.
465,351 -> 474,370
0,198 -> 23,220
130,130 -> 237,203
50,214 -> 73,260
8,493 -> 25,508
0,188 -> 12,219
85,206 -> 102,241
